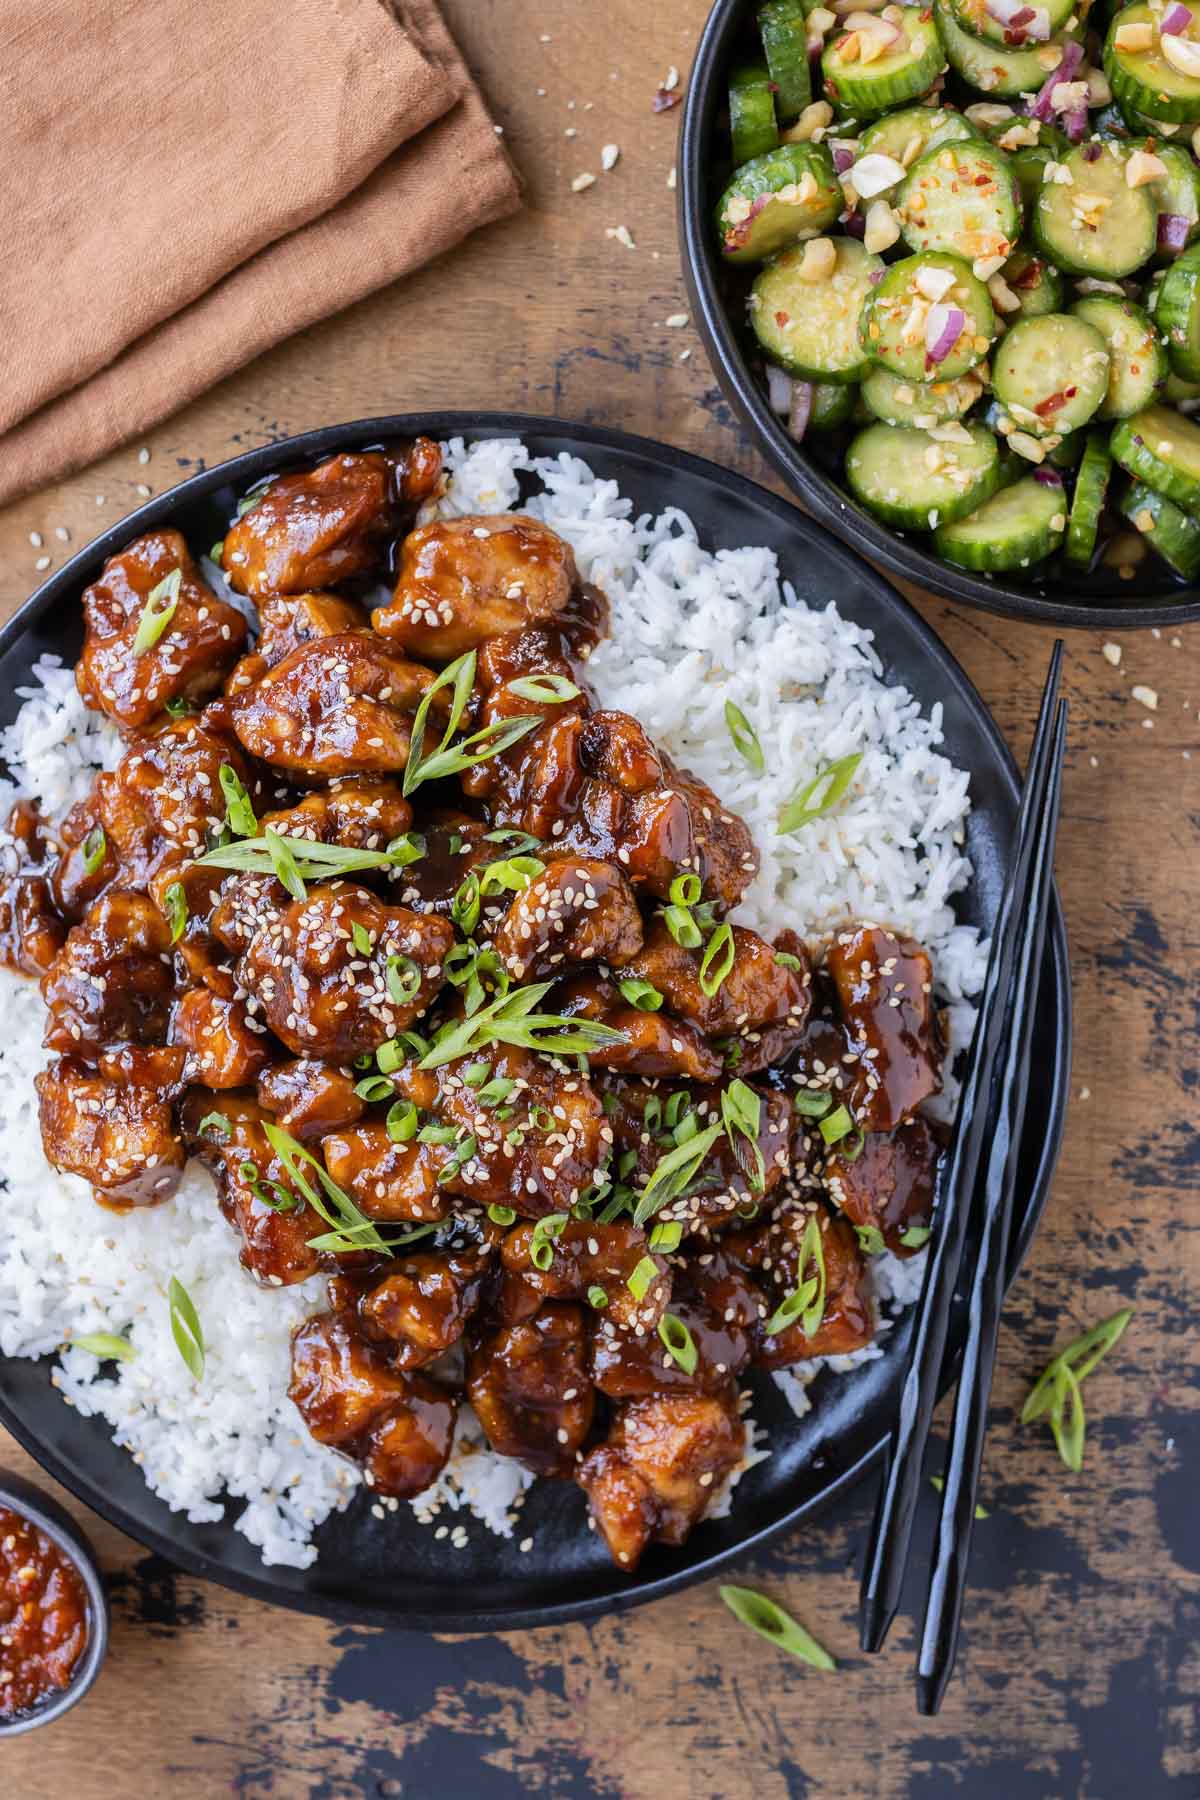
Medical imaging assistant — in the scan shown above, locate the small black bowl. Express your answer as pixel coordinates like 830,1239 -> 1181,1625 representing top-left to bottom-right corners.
678,0 -> 1200,631
0,1470 -> 109,1736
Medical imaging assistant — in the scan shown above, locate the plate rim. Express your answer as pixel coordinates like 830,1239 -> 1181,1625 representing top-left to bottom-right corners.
0,410 -> 1072,1630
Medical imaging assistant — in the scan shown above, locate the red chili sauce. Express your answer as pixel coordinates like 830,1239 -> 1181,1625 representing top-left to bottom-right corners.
0,1506 -> 90,1718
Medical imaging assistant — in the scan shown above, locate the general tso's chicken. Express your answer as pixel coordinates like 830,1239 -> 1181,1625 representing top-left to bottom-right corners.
824,1114 -> 940,1255
75,530 -> 248,728
288,1306 -> 457,1498
115,717 -> 254,853
41,891 -> 174,1057
209,872 -> 290,956
387,813 -> 496,918
499,1220 -> 670,1332
257,1059 -> 366,1142
725,1198 -> 874,1365
145,850 -> 232,990
825,926 -> 943,1132
605,1079 -> 793,1230
322,1124 -> 455,1223
222,453 -> 397,597
554,975 -> 723,1081
36,1055 -> 185,1207
0,873 -> 65,976
589,1248 -> 762,1398
230,633 -> 441,778
663,762 -> 759,913
492,857 -> 643,981
577,1385 -> 745,1570
180,1090 -> 326,1285
360,1246 -> 493,1369
48,771 -> 157,922
466,1303 -> 594,1476
226,591 -> 369,695
237,884 -> 453,1059
169,986 -> 272,1089
259,778 -> 413,852
373,515 -> 578,659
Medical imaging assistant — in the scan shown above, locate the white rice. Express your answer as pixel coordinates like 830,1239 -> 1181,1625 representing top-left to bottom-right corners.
0,438 -> 985,1564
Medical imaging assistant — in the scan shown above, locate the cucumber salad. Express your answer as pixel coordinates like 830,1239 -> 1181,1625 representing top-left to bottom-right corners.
714,0 -> 1200,582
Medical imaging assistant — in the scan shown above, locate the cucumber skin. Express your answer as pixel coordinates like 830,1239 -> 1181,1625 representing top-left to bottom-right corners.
1120,479 -> 1200,577
1154,244 -> 1200,382
1104,17 -> 1200,125
991,314 -> 1111,436
1070,296 -> 1167,419
750,240 -> 884,383
845,422 -> 1002,527
1110,409 -> 1200,509
1064,434 -> 1113,567
1032,147 -> 1157,279
933,476 -> 1067,570
936,0 -> 1082,97
731,65 -> 780,166
759,0 -> 812,120
896,139 -> 1022,259
861,251 -> 996,384
715,144 -> 843,263
810,382 -> 859,428
822,10 -> 946,117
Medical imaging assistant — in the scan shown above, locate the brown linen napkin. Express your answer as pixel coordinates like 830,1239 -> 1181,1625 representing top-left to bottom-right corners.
0,0 -> 519,506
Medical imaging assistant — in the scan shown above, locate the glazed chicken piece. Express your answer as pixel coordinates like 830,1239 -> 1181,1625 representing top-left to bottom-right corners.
616,919 -> 810,1074
825,925 -> 943,1132
259,778 -> 413,852
48,771 -> 155,921
226,591 -> 369,694
145,850 -> 232,991
257,1059 -> 366,1143
322,1124 -> 454,1224
577,1385 -> 745,1571
169,986 -> 272,1089
238,883 -> 453,1059
115,717 -> 254,853
0,813 -> 65,978
388,813 -> 496,919
604,1079 -> 793,1230
725,1198 -> 874,1365
373,515 -> 577,659
360,1246 -> 493,1369
209,872 -> 290,956
663,762 -> 759,914
554,975 -> 723,1081
823,1114 -> 940,1255
36,1054 -> 185,1207
76,529 -> 248,728
589,1248 -> 763,1398
229,632 -> 441,778
41,890 -> 174,1057
492,857 -> 643,980
466,1302 -> 594,1477
180,1090 -> 327,1286
222,453 -> 397,596
499,1220 -> 670,1332
289,1305 -> 457,1498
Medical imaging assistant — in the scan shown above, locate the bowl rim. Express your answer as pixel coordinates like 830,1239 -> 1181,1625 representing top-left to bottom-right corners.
0,1469 -> 109,1735
677,0 -> 1200,632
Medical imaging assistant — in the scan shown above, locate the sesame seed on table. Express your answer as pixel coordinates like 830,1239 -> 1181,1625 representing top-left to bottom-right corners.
0,0 -> 1195,1794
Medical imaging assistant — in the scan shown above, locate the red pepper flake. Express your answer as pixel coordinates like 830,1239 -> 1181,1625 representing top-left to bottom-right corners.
775,310 -> 791,326
1082,141 -> 1102,161
1034,386 -> 1077,417
653,87 -> 682,111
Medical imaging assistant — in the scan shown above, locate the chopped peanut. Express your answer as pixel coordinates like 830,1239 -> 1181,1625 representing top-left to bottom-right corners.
797,236 -> 838,281
863,198 -> 901,253
1125,148 -> 1167,188
987,272 -> 1022,314
1113,19 -> 1154,50
783,100 -> 834,143
1008,431 -> 1047,464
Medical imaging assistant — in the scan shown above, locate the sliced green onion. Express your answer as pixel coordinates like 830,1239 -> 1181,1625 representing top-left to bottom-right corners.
930,1474 -> 988,1519
480,855 -> 543,896
218,764 -> 257,838
451,872 -> 482,935
778,752 -> 863,835
484,828 -> 543,852
376,1032 -> 428,1073
168,1276 -> 205,1380
900,1225 -> 931,1249
855,1224 -> 886,1257
664,904 -> 702,949
351,921 -> 373,956
81,825 -> 107,877
477,1074 -> 517,1107
354,1074 -> 394,1102
818,1104 -> 854,1147
719,1587 -> 836,1670
263,829 -> 306,902
632,1121 -> 723,1227
793,1087 -> 834,1119
658,1312 -> 698,1375
133,568 -> 183,656
488,1203 -> 517,1226
197,1111 -> 232,1140
669,872 -> 702,907
239,1160 -> 299,1213
196,830 -> 421,897
649,1220 -> 683,1253
699,923 -> 736,998
235,482 -> 271,518
418,980 -> 625,1070
1020,1306 -> 1134,1472
418,1122 -> 458,1146
386,953 -> 422,1008
69,1331 -> 135,1362
587,1284 -> 609,1309
436,1132 -> 478,1186
721,1078 -> 765,1192
402,649 -> 543,794
765,1215 -> 826,1337
163,880 -> 188,945
209,540 -> 224,566
386,1099 -> 419,1142
664,1092 -> 689,1131
774,950 -> 804,972
463,1060 -> 492,1088
506,673 -> 582,703
724,700 -> 765,774
387,831 -> 426,868
626,1254 -> 660,1301
262,1121 -> 393,1258
529,1212 -> 568,1270
402,650 -> 477,796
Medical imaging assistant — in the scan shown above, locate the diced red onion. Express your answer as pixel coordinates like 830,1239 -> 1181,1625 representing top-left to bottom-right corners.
788,381 -> 814,441
925,304 -> 966,364
1024,7 -> 1052,39
1028,40 -> 1083,120
1159,212 -> 1193,249
844,210 -> 866,238
1082,140 -> 1102,161
867,267 -> 885,284
766,364 -> 794,414
1064,105 -> 1088,141
833,146 -> 855,173
1162,3 -> 1192,33
985,0 -> 1028,24
1033,466 -> 1063,486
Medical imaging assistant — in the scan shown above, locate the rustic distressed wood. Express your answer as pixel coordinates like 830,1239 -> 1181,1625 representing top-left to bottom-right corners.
1,3 -> 1196,1794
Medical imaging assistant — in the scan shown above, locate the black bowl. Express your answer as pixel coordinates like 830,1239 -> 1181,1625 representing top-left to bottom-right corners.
0,1470 -> 109,1735
0,413 -> 1071,1629
678,0 -> 1200,631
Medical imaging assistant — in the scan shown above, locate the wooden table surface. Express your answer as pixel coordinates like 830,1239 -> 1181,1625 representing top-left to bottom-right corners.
1,4 -> 1196,1795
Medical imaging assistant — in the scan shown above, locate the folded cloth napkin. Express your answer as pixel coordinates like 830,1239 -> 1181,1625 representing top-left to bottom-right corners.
0,0 -> 519,505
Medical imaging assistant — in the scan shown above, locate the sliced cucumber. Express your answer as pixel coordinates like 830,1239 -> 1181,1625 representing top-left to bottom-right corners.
1154,242 -> 1200,380
936,0 -> 1083,97
1104,4 -> 1200,126
1070,295 -> 1167,417
934,474 -> 1068,569
1165,370 -> 1200,404
1065,433 -> 1113,566
751,237 -> 884,381
822,8 -> 946,117
1032,141 -> 1158,279
715,144 -> 843,262
1045,427 -> 1086,468
1147,143 -> 1200,255
948,0 -> 1077,49
861,363 -> 986,425
846,421 -> 1002,527
992,312 -> 1111,433
861,251 -> 996,382
977,116 -> 1069,206
731,64 -> 780,166
1002,246 -> 1065,317
896,138 -> 1022,265
1110,402 -> 1200,507
859,105 -> 979,168
1119,478 -> 1200,576
760,0 -> 813,120
809,381 -> 859,428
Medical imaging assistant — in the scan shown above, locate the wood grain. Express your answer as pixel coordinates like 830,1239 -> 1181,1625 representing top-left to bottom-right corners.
1,3 -> 1196,1795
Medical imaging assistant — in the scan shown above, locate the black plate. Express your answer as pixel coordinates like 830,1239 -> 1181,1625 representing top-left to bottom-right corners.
678,0 -> 1200,631
0,413 -> 1071,1630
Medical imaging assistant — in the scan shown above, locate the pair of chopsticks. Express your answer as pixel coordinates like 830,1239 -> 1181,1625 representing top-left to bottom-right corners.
858,640 -> 1067,1713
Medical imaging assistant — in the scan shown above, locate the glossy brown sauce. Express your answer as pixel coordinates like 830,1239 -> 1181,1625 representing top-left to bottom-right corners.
0,1507 -> 90,1718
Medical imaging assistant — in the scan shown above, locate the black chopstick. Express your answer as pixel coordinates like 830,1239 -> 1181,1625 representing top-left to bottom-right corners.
858,639 -> 1065,1655
915,694 -> 1067,1714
